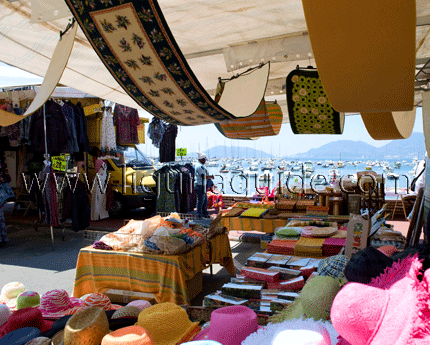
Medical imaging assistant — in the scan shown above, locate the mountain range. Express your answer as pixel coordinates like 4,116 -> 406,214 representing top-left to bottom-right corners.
190,132 -> 426,160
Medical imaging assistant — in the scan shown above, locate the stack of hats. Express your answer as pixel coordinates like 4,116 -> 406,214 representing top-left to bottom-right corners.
267,239 -> 297,255
322,238 -> 346,256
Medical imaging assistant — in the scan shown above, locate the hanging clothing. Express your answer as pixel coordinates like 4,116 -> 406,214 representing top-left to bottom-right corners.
61,102 -> 80,153
39,163 -> 60,227
0,207 -> 8,244
90,159 -> 110,221
4,103 -> 22,147
159,124 -> 178,163
71,101 -> 90,153
100,106 -> 118,159
29,100 -> 69,153
147,117 -> 166,148
154,166 -> 178,213
113,104 -> 140,145
62,178 -> 91,232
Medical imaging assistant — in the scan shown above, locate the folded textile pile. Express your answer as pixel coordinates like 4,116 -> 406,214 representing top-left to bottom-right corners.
323,238 -> 346,256
293,237 -> 325,257
267,239 -> 297,255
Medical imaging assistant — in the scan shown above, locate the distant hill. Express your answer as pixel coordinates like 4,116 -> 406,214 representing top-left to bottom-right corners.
292,132 -> 425,160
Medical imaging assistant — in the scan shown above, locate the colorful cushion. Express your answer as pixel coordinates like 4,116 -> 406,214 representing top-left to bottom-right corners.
275,227 -> 302,238
240,208 -> 268,218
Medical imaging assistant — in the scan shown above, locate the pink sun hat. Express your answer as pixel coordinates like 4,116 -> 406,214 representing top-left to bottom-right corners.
331,254 -> 430,345
193,306 -> 262,345
38,290 -> 83,320
66,293 -> 121,315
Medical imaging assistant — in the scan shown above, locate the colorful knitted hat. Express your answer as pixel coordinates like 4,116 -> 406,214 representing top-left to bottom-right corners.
242,317 -> 339,345
331,255 -> 430,345
137,303 -> 199,345
0,282 -> 25,310
317,255 -> 349,280
269,276 -> 342,323
38,290 -> 83,320
16,291 -> 40,310
343,246 -> 393,284
67,293 -> 121,315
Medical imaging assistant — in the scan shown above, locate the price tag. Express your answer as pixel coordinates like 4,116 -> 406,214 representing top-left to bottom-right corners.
176,148 -> 187,157
51,155 -> 68,172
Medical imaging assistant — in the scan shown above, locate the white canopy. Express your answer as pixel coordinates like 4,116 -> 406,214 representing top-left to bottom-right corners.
0,0 -> 430,122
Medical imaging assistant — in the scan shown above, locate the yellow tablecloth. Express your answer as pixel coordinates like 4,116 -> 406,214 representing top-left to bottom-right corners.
221,217 -> 288,233
73,234 -> 233,305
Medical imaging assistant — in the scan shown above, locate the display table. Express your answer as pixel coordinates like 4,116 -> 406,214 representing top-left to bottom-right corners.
221,217 -> 288,233
73,233 -> 234,305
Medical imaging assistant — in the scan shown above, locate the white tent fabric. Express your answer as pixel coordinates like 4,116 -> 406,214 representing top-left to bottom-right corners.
0,0 -> 430,124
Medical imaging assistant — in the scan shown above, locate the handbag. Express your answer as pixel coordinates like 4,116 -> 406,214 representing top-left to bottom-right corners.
0,182 -> 15,208
411,163 -> 426,192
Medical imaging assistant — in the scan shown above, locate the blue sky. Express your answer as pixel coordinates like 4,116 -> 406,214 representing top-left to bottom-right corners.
0,62 -> 424,158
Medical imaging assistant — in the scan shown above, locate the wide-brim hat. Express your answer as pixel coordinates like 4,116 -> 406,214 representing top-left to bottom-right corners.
125,300 -> 151,311
0,327 -> 40,345
0,307 -> 53,339
16,291 -> 40,310
60,306 -> 109,345
317,254 -> 349,280
344,246 -> 393,284
101,325 -> 154,345
193,306 -> 262,345
242,317 -> 339,345
0,282 -> 26,311
136,302 -> 199,345
25,336 -> 51,345
269,276 -> 342,323
331,254 -> 430,345
38,290 -> 83,320
66,293 -> 121,315
111,306 -> 141,319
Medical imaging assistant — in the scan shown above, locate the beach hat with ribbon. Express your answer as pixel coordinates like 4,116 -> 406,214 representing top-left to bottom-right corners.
136,302 -> 200,345
101,325 -> 154,345
242,317 -> 339,345
344,246 -> 393,284
66,293 -> 121,315
331,254 -> 430,345
0,305 -> 10,327
269,276 -> 342,323
57,306 -> 109,345
0,307 -> 53,339
38,290 -> 83,320
0,327 -> 40,345
16,291 -> 40,310
0,282 -> 25,310
193,306 -> 262,345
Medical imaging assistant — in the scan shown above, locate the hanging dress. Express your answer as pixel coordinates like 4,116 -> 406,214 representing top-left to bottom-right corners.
90,159 -> 110,221
100,106 -> 118,159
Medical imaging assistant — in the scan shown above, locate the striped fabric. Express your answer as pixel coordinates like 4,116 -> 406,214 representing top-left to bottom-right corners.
216,100 -> 283,139
73,234 -> 233,305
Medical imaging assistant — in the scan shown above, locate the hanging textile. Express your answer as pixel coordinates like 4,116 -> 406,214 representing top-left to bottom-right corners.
39,163 -> 60,227
159,124 -> 178,163
215,100 -> 283,139
286,68 -> 344,134
113,104 -> 140,145
62,177 -> 91,232
147,117 -> 166,148
61,101 -> 80,153
99,106 -> 118,159
72,101 -> 90,153
90,159 -> 110,221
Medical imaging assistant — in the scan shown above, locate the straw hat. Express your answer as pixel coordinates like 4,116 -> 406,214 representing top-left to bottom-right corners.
16,291 -> 40,310
0,307 -> 53,338
193,306 -> 262,345
101,325 -> 154,345
0,327 -> 40,345
0,305 -> 10,327
242,317 -> 339,345
136,303 -> 199,345
61,306 -> 109,345
125,300 -> 151,311
111,306 -> 141,319
331,255 -> 430,345
317,254 -> 349,280
0,282 -> 26,310
38,290 -> 83,320
25,336 -> 51,345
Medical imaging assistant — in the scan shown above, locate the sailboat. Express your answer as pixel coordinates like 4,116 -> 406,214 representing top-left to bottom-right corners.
336,153 -> 345,168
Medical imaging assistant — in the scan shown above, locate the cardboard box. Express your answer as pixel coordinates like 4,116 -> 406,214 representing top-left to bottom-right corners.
203,293 -> 248,308
267,276 -> 305,291
345,215 -> 370,258
247,253 -> 274,268
221,283 -> 263,300
266,255 -> 292,267
241,267 -> 280,283
105,289 -> 156,305
267,266 -> 302,280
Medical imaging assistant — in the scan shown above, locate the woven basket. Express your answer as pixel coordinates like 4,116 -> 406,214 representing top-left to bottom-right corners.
296,199 -> 316,210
